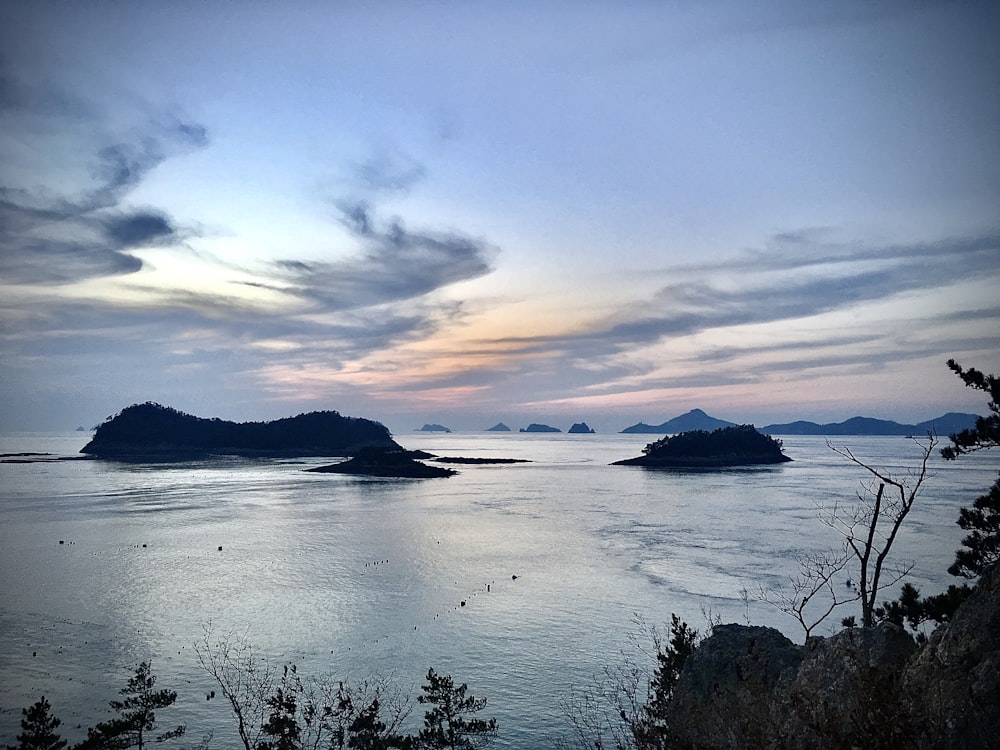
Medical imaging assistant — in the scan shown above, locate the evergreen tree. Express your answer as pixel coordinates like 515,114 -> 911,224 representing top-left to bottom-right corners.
949,475 -> 1000,578
257,666 -> 301,750
942,360 -> 1000,579
347,699 -> 411,750
8,696 -> 67,750
940,359 -> 1000,460
633,615 -> 698,748
75,662 -> 184,750
878,360 -> 1000,630
416,670 -> 496,749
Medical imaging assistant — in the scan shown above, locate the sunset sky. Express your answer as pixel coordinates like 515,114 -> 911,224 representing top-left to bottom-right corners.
1,1 -> 998,433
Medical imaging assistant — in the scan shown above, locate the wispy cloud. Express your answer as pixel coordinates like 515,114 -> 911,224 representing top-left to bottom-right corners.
0,72 -> 208,286
431,232 -> 1000,411
265,199 -> 496,311
347,150 -> 427,195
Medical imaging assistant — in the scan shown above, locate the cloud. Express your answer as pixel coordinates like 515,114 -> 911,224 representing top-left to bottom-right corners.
449,231 -> 1000,406
349,150 -> 426,195
589,232 -> 1000,348
270,200 -> 496,311
0,83 -> 208,285
100,210 -> 178,248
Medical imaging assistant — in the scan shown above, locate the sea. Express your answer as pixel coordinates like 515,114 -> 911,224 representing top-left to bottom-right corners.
1,430 -> 996,748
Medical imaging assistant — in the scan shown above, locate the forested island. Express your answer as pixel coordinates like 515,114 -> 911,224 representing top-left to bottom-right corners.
81,402 -> 400,460
613,424 -> 791,467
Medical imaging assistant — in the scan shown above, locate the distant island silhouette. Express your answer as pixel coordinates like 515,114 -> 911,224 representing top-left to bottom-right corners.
485,422 -> 511,432
520,423 -> 561,433
760,412 -> 979,436
418,423 -> 451,433
614,425 -> 792,468
567,422 -> 596,434
621,409 -> 980,436
80,402 -> 400,460
621,409 -> 734,434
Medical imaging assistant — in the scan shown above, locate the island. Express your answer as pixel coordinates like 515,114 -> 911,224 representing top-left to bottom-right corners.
485,422 -> 511,432
520,423 -> 561,433
761,412 -> 979,436
620,408 -> 734,434
567,422 -> 596,434
612,424 -> 792,468
307,447 -> 456,477
418,423 -> 452,433
80,402 -> 400,460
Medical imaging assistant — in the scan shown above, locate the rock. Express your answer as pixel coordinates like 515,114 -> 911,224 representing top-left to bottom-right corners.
902,562 -> 1000,749
665,565 -> 1000,749
780,624 -> 916,749
485,422 -> 511,432
307,447 -> 456,478
668,624 -> 802,748
567,422 -> 595,434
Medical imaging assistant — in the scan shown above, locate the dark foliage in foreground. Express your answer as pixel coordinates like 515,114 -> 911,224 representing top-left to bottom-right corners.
876,360 -> 998,631
9,658 -> 498,750
940,360 -> 1000,580
940,359 -> 1000,460
417,669 -> 497,749
7,696 -> 66,750
74,662 -> 184,750
949,474 -> 1000,579
81,403 -> 399,459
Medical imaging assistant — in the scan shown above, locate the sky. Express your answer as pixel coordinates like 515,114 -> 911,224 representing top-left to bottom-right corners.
1,1 -> 998,434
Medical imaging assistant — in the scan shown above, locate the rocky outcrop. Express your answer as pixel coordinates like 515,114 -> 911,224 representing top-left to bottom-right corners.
568,422 -> 595,434
902,562 -> 1000,749
781,624 -> 916,749
668,625 -> 803,747
666,565 -> 1000,749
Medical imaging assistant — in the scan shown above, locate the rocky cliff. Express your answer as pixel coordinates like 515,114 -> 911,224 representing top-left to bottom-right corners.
666,564 -> 1000,749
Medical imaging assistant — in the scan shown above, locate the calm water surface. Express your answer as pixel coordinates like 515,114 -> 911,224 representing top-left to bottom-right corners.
1,431 -> 995,747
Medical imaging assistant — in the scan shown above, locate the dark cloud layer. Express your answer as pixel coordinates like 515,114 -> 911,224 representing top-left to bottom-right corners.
101,210 -> 177,248
0,73 -> 207,285
598,233 -> 1000,347
271,200 -> 496,311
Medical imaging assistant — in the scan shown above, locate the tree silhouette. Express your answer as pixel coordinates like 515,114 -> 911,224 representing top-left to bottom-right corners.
942,360 -> 1000,579
416,669 -> 496,749
8,696 -> 67,750
75,662 -> 184,750
940,359 -> 1000,459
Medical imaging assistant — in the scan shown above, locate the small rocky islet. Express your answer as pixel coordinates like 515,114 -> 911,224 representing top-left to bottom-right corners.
307,447 -> 457,478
